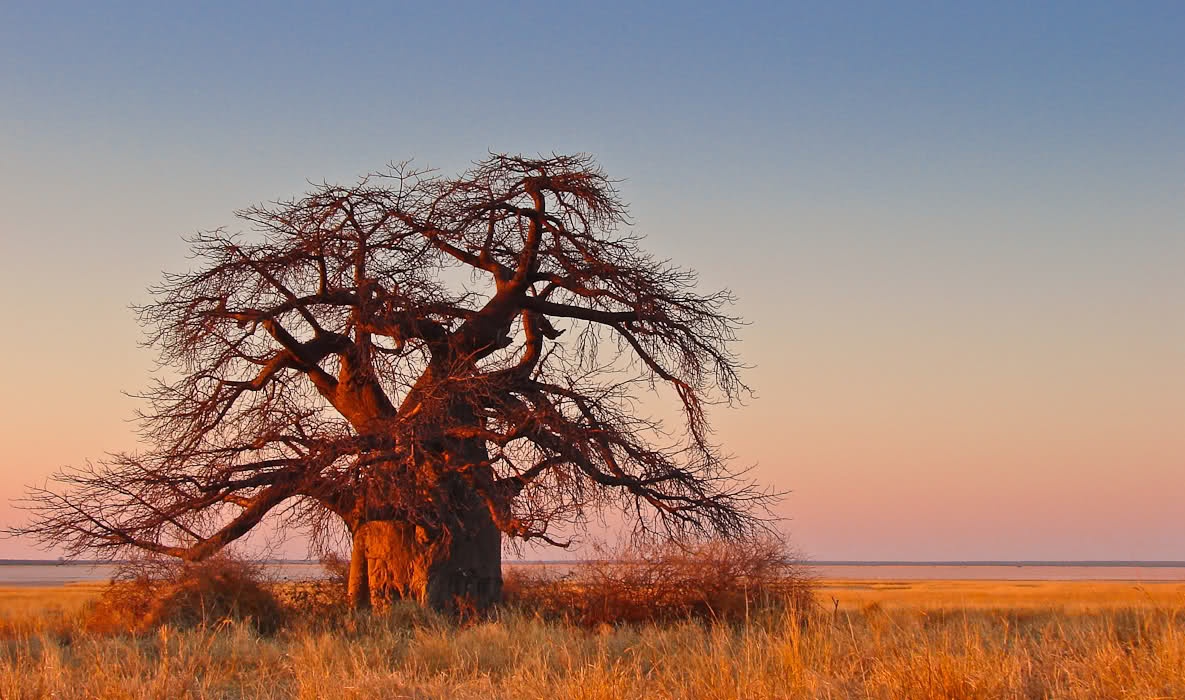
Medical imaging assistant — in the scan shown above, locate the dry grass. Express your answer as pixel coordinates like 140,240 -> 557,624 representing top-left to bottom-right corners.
1,576 -> 1183,699
0,582 -> 106,617
818,578 -> 1185,611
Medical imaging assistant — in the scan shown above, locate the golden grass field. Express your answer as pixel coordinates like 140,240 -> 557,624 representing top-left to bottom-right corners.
818,578 -> 1185,611
2,579 -> 1183,699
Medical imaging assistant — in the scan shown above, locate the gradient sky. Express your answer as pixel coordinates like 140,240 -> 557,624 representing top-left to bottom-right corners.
1,1 -> 1181,560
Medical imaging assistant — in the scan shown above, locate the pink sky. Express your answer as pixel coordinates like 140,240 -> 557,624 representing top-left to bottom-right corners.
2,225 -> 1181,561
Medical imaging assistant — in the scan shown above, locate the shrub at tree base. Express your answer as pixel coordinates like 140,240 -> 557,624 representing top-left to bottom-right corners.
80,540 -> 813,633
503,537 -> 814,626
85,556 -> 284,635
269,557 -> 353,624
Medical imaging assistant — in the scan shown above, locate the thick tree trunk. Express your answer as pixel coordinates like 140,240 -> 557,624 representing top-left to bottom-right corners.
347,499 -> 502,614
344,380 -> 505,614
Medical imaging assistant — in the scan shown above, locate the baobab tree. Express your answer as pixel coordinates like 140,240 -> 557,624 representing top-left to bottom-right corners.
15,153 -> 771,612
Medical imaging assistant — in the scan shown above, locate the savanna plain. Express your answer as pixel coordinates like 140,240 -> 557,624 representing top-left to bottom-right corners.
2,552 -> 1184,700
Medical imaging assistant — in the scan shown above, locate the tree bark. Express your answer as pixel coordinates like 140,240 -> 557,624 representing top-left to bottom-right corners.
347,500 -> 502,614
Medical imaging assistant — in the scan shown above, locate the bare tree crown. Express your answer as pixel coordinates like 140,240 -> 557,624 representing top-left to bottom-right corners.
15,153 -> 772,560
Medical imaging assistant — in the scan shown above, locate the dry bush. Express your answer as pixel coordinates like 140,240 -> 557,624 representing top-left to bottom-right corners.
271,581 -> 350,626
319,552 -> 350,587
504,536 -> 814,626
85,554 -> 284,635
271,554 -> 351,625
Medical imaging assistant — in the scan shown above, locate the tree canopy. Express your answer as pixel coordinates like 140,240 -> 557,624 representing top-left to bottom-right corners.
15,153 -> 774,609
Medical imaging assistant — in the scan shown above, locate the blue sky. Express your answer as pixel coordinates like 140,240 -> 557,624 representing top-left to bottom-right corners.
1,1 -> 1182,560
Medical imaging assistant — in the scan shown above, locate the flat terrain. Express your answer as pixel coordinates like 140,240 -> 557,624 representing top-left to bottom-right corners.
0,582 -> 107,616
2,579 -> 1183,699
8,578 -> 1184,615
817,578 -> 1185,610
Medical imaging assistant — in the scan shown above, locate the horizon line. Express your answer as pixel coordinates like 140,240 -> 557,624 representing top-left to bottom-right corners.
2,558 -> 1184,567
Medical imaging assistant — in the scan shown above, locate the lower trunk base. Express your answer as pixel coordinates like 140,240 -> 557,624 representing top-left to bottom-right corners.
348,515 -> 502,614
